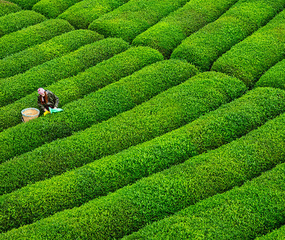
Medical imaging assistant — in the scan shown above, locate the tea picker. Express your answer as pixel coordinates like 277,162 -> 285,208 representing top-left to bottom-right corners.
37,88 -> 63,116
21,88 -> 63,122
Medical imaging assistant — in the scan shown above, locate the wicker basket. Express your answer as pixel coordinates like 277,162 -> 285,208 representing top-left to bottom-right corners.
21,108 -> 40,122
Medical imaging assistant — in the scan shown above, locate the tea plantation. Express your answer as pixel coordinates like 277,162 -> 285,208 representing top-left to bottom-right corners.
0,0 -> 285,239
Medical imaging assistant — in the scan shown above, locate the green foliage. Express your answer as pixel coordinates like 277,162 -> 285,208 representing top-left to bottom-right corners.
255,59 -> 285,90
124,162 -> 285,239
0,37 -> 129,112
0,58 -> 196,170
58,0 -> 128,29
171,0 -> 285,71
0,19 -> 74,60
2,109 -> 285,239
3,87 -> 285,232
212,8 -> 285,88
7,0 -> 40,9
32,0 -> 82,18
0,38 -> 130,131
0,29 -> 103,80
132,0 -> 238,58
256,225 -> 285,240
0,10 -> 46,37
0,0 -> 21,17
88,0 -> 188,42
0,71 -> 246,196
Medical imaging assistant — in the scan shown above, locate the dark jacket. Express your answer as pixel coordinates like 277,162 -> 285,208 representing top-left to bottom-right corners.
37,90 -> 59,112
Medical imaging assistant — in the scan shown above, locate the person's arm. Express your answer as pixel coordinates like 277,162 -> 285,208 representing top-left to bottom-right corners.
37,96 -> 46,112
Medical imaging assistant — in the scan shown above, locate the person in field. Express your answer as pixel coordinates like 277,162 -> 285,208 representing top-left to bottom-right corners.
37,88 -> 59,115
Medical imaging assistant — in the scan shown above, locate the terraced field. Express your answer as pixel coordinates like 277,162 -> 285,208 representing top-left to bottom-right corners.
0,0 -> 285,239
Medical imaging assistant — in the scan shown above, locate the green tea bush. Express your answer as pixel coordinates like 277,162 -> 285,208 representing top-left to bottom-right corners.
0,10 -> 46,37
0,37 -> 129,110
58,0 -> 129,29
2,87 -> 285,232
32,0 -> 83,18
0,46 -> 159,132
0,59 -> 196,167
212,8 -> 285,88
8,0 -> 40,9
0,29 -> 103,80
88,0 -> 188,42
2,109 -> 285,239
0,72 -> 245,195
0,19 -> 74,60
256,225 -> 285,240
255,59 -> 285,90
171,0 -> 285,71
132,0 -> 238,58
124,162 -> 285,239
0,0 -> 21,17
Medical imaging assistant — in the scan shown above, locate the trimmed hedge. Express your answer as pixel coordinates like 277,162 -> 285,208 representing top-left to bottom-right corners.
0,0 -> 21,17
132,0 -> 238,58
0,71 -> 246,195
0,59 -> 196,168
58,0 -> 129,29
0,10 -> 46,37
0,37 -> 126,112
255,59 -> 285,90
0,19 -> 74,60
0,38 -> 130,131
171,0 -> 285,71
2,105 -> 285,239
0,29 -> 103,80
88,0 -> 189,42
124,162 -> 285,239
256,225 -> 285,240
211,8 -> 285,88
32,0 -> 83,18
2,87 -> 285,232
0,46 -> 158,132
7,0 -> 40,10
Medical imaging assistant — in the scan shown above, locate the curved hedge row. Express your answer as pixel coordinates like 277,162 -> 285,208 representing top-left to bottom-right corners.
211,8 -> 285,88
2,87 -> 285,232
256,225 -> 285,240
0,10 -> 46,37
7,0 -> 40,10
255,59 -> 285,90
0,59 -> 196,167
2,106 -> 285,239
132,0 -> 238,58
0,45 -> 163,130
88,0 -> 188,42
0,72 -> 246,195
0,38 -> 130,131
0,29 -> 103,80
124,162 -> 285,239
32,0 -> 83,18
0,0 -> 21,17
0,18 -> 74,60
171,0 -> 285,71
0,36 -> 126,113
58,0 -> 128,29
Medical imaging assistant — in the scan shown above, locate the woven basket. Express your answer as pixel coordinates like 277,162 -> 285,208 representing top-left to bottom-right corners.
21,108 -> 40,122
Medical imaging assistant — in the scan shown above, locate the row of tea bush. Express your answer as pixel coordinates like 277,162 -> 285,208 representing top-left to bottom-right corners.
0,37 -> 130,131
0,71 -> 245,195
0,18 -> 73,59
171,0 -> 285,71
0,46 -> 164,163
2,86 -> 285,233
0,29 -> 103,79
2,105 -> 285,238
